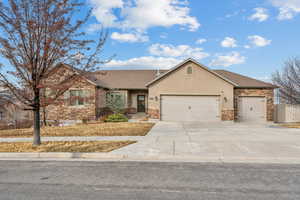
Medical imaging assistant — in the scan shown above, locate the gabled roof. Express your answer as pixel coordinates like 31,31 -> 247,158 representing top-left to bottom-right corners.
145,58 -> 239,87
51,63 -> 168,89
54,59 -> 277,90
213,70 -> 278,88
48,63 -> 100,86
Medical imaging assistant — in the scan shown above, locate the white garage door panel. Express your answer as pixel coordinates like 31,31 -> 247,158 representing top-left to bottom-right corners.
238,97 -> 266,122
161,96 -> 220,122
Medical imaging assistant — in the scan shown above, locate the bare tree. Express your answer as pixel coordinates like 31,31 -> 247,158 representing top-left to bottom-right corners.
272,58 -> 300,104
0,0 -> 108,145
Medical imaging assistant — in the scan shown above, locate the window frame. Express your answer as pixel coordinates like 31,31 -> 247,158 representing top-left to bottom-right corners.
69,89 -> 85,106
106,91 -> 126,109
187,66 -> 193,75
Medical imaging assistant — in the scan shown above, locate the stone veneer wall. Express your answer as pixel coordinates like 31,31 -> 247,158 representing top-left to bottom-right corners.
126,107 -> 137,114
45,67 -> 97,121
148,108 -> 160,119
222,110 -> 234,121
234,88 -> 274,121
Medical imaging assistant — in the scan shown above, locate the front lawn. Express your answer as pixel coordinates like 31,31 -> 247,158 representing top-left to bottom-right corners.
0,122 -> 154,138
0,141 -> 136,152
279,123 -> 300,128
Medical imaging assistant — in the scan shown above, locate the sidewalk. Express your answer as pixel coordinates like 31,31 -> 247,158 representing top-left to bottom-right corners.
0,136 -> 145,142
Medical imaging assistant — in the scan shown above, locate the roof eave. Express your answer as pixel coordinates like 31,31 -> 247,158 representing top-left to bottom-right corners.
234,86 -> 279,89
108,88 -> 148,90
59,63 -> 100,87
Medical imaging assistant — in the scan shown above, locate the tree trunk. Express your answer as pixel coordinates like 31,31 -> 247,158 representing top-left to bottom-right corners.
42,106 -> 47,126
42,90 -> 47,126
33,91 -> 41,146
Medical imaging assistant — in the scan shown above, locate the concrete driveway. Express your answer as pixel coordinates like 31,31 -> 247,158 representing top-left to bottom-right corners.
111,121 -> 300,162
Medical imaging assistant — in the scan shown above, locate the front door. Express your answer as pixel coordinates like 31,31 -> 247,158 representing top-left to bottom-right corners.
137,95 -> 146,112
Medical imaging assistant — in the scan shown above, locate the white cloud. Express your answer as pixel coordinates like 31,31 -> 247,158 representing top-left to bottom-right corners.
196,38 -> 207,44
104,56 -> 180,69
270,0 -> 300,20
148,43 -> 209,60
210,52 -> 246,67
90,0 -> 200,32
221,37 -> 237,48
247,35 -> 272,47
160,33 -> 168,39
255,76 -> 271,82
89,0 -> 124,27
225,11 -> 240,18
248,8 -> 269,22
111,32 -> 149,42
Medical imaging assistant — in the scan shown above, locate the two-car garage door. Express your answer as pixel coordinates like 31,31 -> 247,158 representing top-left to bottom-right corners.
161,95 -> 267,122
161,95 -> 220,122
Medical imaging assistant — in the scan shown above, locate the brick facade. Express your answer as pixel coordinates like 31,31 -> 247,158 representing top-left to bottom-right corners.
126,107 -> 137,114
45,66 -> 97,121
95,87 -> 108,118
44,66 -> 151,121
148,108 -> 160,119
234,88 -> 274,121
222,110 -> 234,121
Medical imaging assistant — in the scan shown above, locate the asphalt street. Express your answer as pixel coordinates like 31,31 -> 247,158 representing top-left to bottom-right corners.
0,161 -> 300,200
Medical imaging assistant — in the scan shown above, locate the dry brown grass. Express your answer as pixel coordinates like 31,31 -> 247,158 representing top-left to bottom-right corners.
0,122 -> 154,138
279,123 -> 300,128
0,141 -> 136,152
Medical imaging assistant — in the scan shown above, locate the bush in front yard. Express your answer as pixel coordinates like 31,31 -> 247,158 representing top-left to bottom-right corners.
104,113 -> 128,122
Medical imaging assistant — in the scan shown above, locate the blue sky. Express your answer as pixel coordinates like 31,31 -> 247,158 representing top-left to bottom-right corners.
1,0 -> 299,83
84,0 -> 300,82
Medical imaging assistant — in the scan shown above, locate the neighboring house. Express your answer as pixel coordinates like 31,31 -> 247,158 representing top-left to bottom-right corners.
46,58 -> 277,123
0,91 -> 31,128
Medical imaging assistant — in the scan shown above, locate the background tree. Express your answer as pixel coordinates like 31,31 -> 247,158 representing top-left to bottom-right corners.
0,0 -> 108,145
272,58 -> 300,104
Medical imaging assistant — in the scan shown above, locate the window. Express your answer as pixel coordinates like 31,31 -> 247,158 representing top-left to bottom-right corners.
70,90 -> 84,106
187,66 -> 193,74
106,91 -> 125,110
0,111 -> 3,120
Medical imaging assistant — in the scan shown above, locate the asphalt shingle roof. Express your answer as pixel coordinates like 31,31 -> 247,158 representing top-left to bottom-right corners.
213,70 -> 277,88
84,69 -> 276,89
89,70 -> 168,89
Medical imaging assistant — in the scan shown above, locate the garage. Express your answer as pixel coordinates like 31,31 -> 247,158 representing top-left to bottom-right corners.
146,59 -> 276,122
238,96 -> 266,122
161,95 -> 220,122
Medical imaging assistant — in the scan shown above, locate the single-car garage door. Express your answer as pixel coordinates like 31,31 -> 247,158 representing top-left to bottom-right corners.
161,95 -> 220,122
238,97 -> 266,122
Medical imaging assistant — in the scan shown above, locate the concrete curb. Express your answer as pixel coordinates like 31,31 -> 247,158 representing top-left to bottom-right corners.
1,153 -> 300,164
